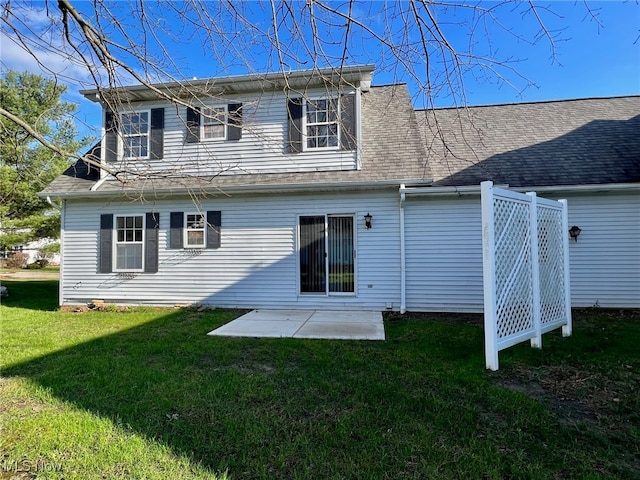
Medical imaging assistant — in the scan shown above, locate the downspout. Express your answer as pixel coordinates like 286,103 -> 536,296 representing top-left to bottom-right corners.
46,195 -> 64,306
46,196 -> 61,211
58,199 -> 65,307
90,174 -> 109,191
399,184 -> 406,313
355,86 -> 363,170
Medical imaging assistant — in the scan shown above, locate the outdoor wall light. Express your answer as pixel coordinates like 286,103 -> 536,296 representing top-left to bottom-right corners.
569,225 -> 582,242
364,213 -> 373,229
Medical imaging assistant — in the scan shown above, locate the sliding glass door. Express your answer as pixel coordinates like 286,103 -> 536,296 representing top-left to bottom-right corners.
299,215 -> 354,294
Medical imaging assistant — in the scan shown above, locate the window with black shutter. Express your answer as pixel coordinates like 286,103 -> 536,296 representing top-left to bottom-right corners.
186,104 -> 242,143
98,212 -> 159,273
287,93 -> 357,153
169,211 -> 221,249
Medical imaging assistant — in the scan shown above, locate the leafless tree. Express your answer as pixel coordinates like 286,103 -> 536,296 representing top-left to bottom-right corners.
0,0 -> 600,180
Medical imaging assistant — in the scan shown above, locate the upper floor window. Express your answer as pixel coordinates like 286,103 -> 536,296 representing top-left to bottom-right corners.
305,98 -> 339,149
185,213 -> 206,247
201,106 -> 227,141
186,104 -> 243,143
121,111 -> 150,158
287,94 -> 356,154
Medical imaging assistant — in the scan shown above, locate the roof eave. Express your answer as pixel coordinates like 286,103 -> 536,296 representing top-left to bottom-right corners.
401,182 -> 640,197
80,64 -> 376,103
39,177 -> 433,199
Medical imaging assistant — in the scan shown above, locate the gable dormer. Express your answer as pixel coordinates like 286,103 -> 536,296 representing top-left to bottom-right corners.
80,65 -> 374,178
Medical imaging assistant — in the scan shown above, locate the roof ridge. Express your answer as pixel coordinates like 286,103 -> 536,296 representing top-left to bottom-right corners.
416,95 -> 640,111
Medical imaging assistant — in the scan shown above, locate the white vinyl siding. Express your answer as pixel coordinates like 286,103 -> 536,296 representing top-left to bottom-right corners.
404,191 -> 640,312
59,190 -> 400,309
405,197 -> 484,313
548,192 -> 640,308
58,190 -> 639,311
103,88 -> 358,177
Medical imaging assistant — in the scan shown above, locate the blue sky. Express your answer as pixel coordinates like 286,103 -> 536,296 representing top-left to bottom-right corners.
1,1 -> 638,138
447,1 -> 640,105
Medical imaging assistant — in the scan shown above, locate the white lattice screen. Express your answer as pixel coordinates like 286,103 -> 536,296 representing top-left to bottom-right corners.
481,181 -> 572,371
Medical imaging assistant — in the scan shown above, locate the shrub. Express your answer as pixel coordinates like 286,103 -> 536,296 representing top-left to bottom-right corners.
4,252 -> 28,269
26,262 -> 43,269
37,243 -> 59,260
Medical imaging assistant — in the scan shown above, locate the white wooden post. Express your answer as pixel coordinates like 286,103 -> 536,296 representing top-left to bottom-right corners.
560,199 -> 573,337
481,181 -> 499,370
527,192 -> 542,348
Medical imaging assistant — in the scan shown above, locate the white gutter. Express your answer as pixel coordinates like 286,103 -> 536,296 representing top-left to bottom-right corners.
41,178 -> 434,199
512,183 -> 640,194
401,182 -> 640,197
402,184 -> 508,197
399,184 -> 407,313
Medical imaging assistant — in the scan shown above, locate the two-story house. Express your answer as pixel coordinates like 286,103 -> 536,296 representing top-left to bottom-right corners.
40,65 -> 640,311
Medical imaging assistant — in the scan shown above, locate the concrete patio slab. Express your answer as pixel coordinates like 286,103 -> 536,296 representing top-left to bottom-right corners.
207,309 -> 385,340
235,310 -> 314,322
295,320 -> 385,340
210,319 -> 303,338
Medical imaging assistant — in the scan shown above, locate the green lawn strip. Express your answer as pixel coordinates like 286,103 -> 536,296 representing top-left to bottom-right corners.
1,279 -> 638,479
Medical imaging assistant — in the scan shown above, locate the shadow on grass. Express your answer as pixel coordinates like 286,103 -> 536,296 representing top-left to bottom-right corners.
0,280 -> 59,311
0,303 -> 498,479
3,289 -> 639,478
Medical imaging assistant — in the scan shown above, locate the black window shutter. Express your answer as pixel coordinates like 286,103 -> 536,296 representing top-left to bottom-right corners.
150,108 -> 164,160
104,111 -> 118,162
99,214 -> 113,273
206,211 -> 221,249
287,98 -> 303,153
340,94 -> 357,151
144,212 -> 160,273
170,212 -> 184,249
186,107 -> 200,143
227,103 -> 243,141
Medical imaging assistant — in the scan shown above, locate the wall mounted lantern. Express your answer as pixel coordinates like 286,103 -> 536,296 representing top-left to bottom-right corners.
569,225 -> 582,242
364,213 -> 373,229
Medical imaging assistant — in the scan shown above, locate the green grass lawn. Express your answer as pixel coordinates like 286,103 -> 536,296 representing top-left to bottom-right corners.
1,280 -> 638,479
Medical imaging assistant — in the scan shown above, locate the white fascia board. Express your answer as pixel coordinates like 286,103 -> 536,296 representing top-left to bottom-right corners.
80,65 -> 376,102
401,182 -> 640,197
41,178 -> 434,199
512,183 -> 640,194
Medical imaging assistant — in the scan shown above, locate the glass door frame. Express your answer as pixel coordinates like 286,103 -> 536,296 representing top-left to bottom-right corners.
297,213 -> 357,297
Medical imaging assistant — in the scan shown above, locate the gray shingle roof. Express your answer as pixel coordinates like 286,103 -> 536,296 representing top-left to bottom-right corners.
417,96 -> 640,187
40,84 -> 430,197
41,144 -> 101,194
41,92 -> 639,198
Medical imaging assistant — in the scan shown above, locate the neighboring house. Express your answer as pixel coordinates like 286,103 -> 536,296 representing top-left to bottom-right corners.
0,237 -> 60,265
39,65 -> 640,311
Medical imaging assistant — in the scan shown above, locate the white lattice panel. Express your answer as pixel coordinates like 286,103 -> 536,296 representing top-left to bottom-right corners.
493,197 -> 534,341
482,182 -> 572,370
537,203 -> 568,332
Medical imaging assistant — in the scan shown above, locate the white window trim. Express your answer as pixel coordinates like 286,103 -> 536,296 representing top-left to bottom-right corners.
113,214 -> 145,273
200,105 -> 228,142
184,212 -> 206,248
120,110 -> 151,160
302,97 -> 341,152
